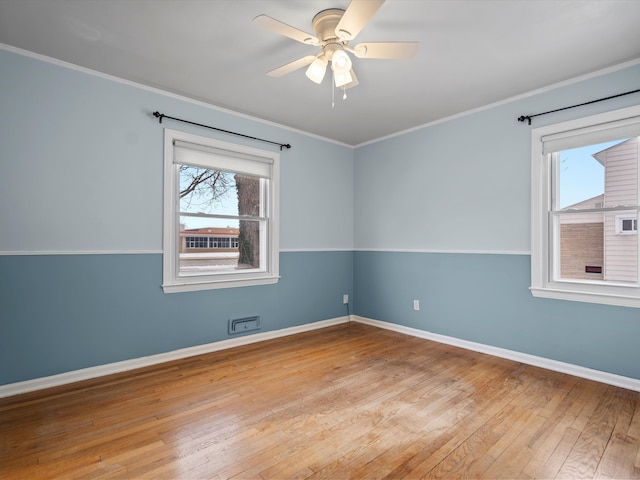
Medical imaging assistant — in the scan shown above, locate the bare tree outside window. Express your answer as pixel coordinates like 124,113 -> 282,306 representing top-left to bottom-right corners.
235,174 -> 261,269
179,165 -> 234,208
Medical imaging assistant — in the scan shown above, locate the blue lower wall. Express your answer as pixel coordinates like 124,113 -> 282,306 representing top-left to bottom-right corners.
4,250 -> 638,386
354,251 -> 640,380
0,251 -> 353,385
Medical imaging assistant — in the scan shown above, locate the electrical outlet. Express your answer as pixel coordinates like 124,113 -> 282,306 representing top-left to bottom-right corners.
343,294 -> 349,304
413,300 -> 420,311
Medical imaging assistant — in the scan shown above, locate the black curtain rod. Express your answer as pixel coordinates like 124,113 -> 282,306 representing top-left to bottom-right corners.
517,88 -> 640,125
152,111 -> 291,150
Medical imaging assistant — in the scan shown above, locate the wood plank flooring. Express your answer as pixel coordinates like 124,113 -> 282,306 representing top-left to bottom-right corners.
1,322 -> 640,479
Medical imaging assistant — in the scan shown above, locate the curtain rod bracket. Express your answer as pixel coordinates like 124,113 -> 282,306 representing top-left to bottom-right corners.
151,111 -> 291,150
153,111 -> 165,123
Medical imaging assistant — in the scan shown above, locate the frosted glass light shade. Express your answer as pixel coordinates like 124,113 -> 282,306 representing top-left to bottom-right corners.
305,57 -> 328,84
334,70 -> 353,88
331,50 -> 352,73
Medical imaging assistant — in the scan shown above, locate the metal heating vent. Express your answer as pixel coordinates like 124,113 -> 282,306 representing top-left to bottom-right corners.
228,316 -> 261,334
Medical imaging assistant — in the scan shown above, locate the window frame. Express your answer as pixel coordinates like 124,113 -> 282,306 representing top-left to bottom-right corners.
616,215 -> 638,235
162,129 -> 280,293
530,105 -> 640,308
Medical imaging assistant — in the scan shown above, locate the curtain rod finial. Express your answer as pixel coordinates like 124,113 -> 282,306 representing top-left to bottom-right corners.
517,115 -> 532,125
153,111 -> 164,123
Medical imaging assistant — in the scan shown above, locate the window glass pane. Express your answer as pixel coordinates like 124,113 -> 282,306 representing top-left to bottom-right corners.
553,137 -> 638,285
558,138 -> 637,209
557,143 -> 604,210
235,175 -> 263,217
176,166 -> 266,277
177,220 -> 265,276
179,167 -> 238,216
238,218 -> 263,269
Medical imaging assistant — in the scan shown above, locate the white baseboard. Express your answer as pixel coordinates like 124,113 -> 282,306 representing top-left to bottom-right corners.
0,316 -> 350,399
5,315 -> 637,398
352,316 -> 640,392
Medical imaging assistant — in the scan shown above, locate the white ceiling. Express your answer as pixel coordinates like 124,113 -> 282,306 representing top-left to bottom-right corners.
1,0 -> 639,146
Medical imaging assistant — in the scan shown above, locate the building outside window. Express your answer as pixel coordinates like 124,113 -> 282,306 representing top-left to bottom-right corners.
181,228 -> 239,251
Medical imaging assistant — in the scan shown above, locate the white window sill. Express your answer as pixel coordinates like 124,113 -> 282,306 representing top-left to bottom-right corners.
530,286 -> 640,308
163,275 -> 280,293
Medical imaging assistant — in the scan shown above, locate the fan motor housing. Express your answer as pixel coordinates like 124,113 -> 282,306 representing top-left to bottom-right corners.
311,9 -> 345,43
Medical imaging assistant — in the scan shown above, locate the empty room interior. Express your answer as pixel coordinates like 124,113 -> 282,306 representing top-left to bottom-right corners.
2,0 -> 640,478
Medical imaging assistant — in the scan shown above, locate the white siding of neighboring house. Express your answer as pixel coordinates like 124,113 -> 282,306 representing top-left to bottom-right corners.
596,138 -> 639,283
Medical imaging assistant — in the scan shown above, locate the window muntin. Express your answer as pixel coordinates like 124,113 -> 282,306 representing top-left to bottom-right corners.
531,105 -> 640,307
163,130 -> 279,293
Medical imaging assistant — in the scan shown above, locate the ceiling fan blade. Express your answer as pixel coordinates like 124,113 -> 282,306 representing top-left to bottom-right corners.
253,14 -> 320,45
335,0 -> 385,41
351,42 -> 419,59
266,55 -> 317,77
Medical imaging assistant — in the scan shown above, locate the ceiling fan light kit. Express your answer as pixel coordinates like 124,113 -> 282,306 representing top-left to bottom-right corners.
253,0 -> 418,95
334,71 -> 353,88
331,49 -> 352,72
330,49 -> 353,87
305,56 -> 328,84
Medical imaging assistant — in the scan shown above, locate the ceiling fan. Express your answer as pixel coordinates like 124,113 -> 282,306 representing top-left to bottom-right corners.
253,0 -> 418,89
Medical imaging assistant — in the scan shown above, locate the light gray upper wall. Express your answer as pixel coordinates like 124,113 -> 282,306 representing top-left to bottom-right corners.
353,62 -> 640,253
279,135 -> 354,251
0,48 -> 354,254
6,44 -> 635,258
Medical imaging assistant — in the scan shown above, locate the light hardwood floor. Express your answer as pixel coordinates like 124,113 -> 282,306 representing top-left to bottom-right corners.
1,322 -> 639,479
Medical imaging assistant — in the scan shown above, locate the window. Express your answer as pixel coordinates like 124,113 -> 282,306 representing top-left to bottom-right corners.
531,105 -> 640,308
163,129 -> 279,293
616,216 -> 638,234
182,235 -> 240,249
